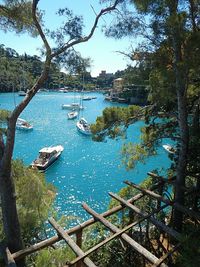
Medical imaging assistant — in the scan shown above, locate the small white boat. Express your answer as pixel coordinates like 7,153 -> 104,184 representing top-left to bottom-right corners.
67,111 -> 78,120
76,118 -> 92,135
83,96 -> 92,101
16,118 -> 33,131
104,96 -> 112,101
62,103 -> 83,110
18,90 -> 26,96
163,144 -> 176,154
31,145 -> 64,171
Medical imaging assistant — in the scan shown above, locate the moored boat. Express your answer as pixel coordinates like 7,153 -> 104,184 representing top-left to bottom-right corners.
18,90 -> 26,96
16,118 -> 33,131
31,145 -> 64,171
83,96 -> 92,101
104,96 -> 112,101
67,111 -> 78,120
62,103 -> 83,110
76,118 -> 92,135
162,144 -> 176,154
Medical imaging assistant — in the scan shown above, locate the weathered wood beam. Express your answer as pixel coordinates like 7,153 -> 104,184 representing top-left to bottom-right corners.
5,247 -> 17,267
109,192 -> 181,240
12,180 -> 165,261
76,230 -> 83,267
124,180 -> 172,205
66,204 -> 169,267
125,180 -> 200,221
151,244 -> 181,267
82,203 -> 168,267
0,243 -> 17,267
48,218 -> 96,267
147,172 -> 176,184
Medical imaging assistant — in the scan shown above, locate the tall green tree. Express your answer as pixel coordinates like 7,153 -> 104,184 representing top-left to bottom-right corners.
0,0 -> 122,264
95,0 -> 200,231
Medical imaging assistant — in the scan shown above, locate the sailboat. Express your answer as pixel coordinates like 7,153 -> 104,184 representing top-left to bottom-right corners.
62,103 -> 83,110
76,74 -> 92,135
62,87 -> 83,110
76,117 -> 92,135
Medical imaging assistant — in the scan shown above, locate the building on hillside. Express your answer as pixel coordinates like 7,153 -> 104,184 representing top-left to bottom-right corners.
105,80 -> 148,105
96,71 -> 114,89
98,70 -> 113,79
109,77 -> 124,101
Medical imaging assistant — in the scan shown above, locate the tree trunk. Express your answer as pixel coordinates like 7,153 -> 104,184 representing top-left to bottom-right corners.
173,92 -> 188,231
0,120 -> 24,266
0,55 -> 51,265
169,0 -> 189,232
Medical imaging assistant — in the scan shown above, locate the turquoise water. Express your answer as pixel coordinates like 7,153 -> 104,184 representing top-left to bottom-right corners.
0,92 -> 171,224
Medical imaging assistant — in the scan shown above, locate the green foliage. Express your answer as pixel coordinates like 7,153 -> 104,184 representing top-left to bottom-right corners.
175,226 -> 200,267
121,143 -> 149,170
91,105 -> 143,141
11,160 -> 55,243
33,246 -> 75,267
0,0 -> 42,35
0,109 -> 10,123
0,45 -> 66,92
0,109 -> 10,137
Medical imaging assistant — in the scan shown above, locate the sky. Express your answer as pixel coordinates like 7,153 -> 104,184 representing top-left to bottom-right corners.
0,0 -> 136,77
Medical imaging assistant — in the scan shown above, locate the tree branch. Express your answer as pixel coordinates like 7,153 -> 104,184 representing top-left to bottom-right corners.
51,0 -> 120,58
32,0 -> 51,54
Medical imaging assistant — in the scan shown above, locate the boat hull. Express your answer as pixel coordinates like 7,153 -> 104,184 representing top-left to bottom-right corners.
16,125 -> 33,131
76,119 -> 92,136
76,125 -> 91,135
35,154 -> 60,171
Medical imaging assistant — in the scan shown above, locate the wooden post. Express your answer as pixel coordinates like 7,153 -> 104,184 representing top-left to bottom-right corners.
76,230 -> 83,267
48,218 -> 97,267
5,248 -> 17,267
0,243 -> 17,267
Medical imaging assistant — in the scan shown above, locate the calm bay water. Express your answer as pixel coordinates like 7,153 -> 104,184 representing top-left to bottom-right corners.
0,92 -> 171,224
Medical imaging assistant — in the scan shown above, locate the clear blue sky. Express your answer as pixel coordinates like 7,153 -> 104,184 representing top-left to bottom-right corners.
0,0 -> 135,77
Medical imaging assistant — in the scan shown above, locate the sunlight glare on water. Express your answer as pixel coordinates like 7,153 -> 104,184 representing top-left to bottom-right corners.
0,92 -> 171,224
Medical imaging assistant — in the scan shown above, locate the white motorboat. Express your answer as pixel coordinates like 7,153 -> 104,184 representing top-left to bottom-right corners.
162,144 -> 176,154
18,90 -> 26,96
31,145 -> 64,171
62,103 -> 83,110
67,111 -> 78,120
16,118 -> 33,131
76,118 -> 92,135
